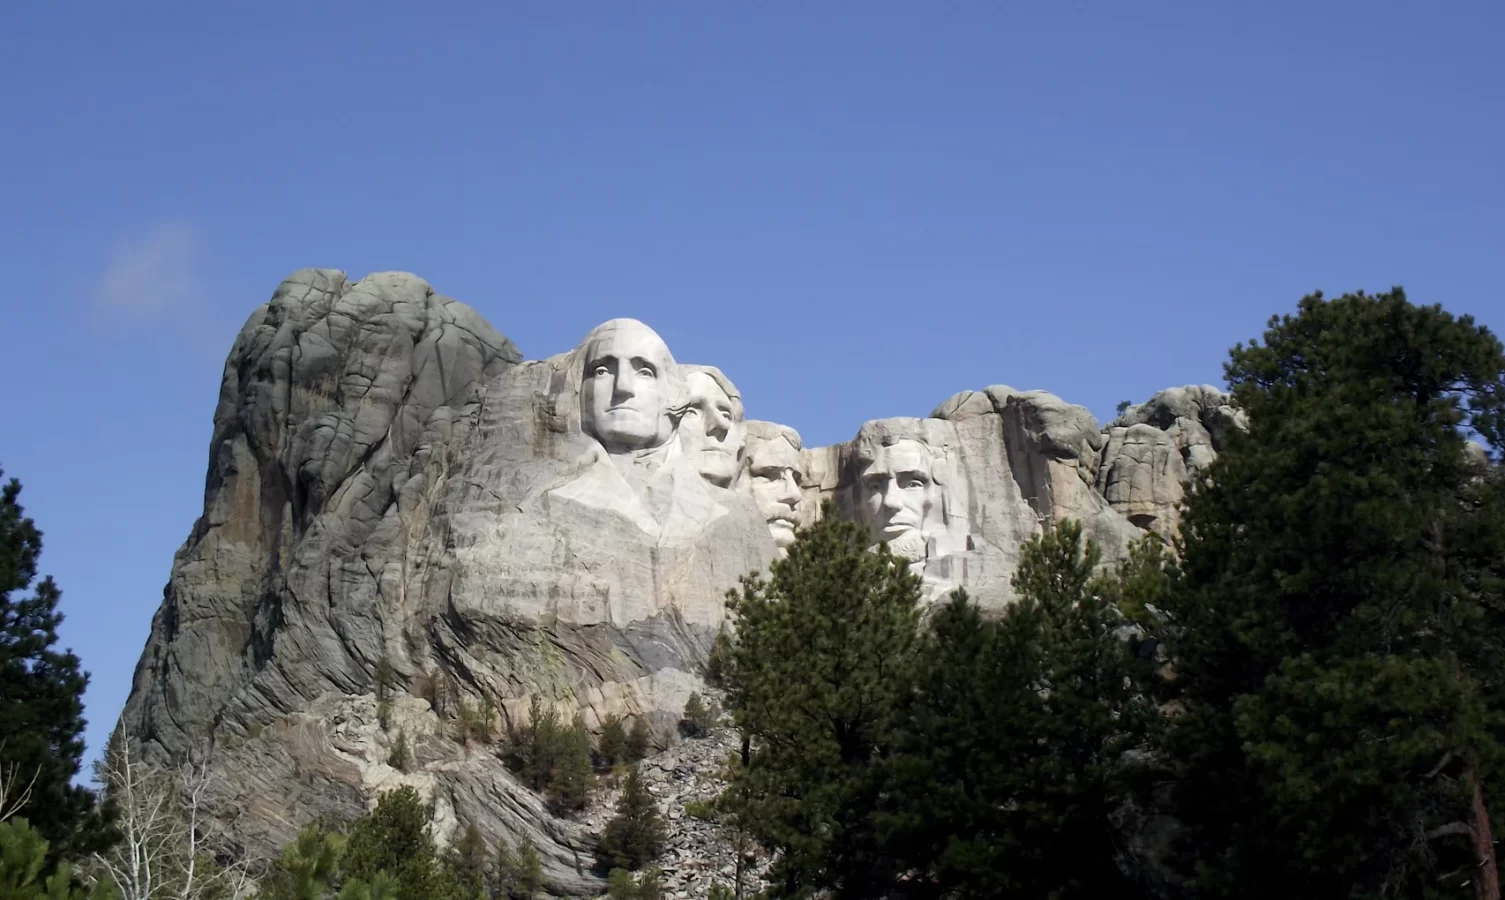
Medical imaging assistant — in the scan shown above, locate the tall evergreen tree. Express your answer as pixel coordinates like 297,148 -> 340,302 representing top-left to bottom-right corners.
341,786 -> 455,900
721,501 -> 923,898
1161,289 -> 1505,898
596,715 -> 627,769
493,837 -> 543,900
883,523 -> 1161,899
0,468 -> 110,857
596,765 -> 666,873
624,717 -> 652,763
446,823 -> 488,900
547,717 -> 595,815
0,817 -> 113,900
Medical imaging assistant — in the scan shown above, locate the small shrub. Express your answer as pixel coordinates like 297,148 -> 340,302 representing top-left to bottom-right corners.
606,866 -> 664,900
247,722 -> 263,740
635,867 -> 663,900
374,656 -> 397,702
683,800 -> 716,822
607,867 -> 637,899
704,627 -> 734,688
456,698 -> 495,744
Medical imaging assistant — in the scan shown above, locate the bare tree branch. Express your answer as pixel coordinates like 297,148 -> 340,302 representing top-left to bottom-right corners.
91,740 -> 259,900
0,755 -> 40,822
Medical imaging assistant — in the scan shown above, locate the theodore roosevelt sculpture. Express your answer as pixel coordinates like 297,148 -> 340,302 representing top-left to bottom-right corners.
743,420 -> 805,554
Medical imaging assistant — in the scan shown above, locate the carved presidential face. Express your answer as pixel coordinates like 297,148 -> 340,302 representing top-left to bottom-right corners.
579,319 -> 676,453
681,368 -> 745,488
858,439 -> 941,562
746,431 -> 804,551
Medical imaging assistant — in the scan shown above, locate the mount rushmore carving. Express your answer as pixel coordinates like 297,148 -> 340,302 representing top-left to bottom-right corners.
116,270 -> 1242,891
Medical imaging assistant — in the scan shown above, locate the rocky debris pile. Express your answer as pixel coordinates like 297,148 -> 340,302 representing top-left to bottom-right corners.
584,727 -> 771,899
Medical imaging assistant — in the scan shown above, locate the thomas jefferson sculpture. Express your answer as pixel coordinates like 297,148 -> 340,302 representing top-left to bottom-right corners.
680,365 -> 745,489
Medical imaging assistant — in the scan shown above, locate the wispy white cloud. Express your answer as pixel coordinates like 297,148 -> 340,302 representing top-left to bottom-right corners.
94,223 -> 203,318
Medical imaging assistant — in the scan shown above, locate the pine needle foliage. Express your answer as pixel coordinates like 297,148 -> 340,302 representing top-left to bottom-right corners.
720,501 -> 923,898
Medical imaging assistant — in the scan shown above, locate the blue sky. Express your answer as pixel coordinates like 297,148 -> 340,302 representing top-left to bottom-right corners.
2,2 -> 1501,769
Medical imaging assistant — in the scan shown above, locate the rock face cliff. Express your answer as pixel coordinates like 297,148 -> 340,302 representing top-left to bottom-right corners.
117,269 -> 1240,895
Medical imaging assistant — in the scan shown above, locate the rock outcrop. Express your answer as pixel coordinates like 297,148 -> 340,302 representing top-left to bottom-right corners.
117,269 -> 1241,896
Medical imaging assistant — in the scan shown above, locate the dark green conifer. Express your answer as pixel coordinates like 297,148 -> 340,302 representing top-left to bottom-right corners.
596,714 -> 627,769
341,785 -> 455,900
548,716 -> 595,815
719,501 -> 923,898
679,692 -> 715,738
0,469 -> 111,857
624,717 -> 652,763
596,765 -> 666,873
446,822 -> 488,900
884,523 -> 1160,898
1162,289 -> 1505,897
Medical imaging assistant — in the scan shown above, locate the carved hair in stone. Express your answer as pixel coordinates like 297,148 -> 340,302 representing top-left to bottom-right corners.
573,318 -> 685,455
850,419 -> 970,564
742,421 -> 804,553
679,365 -> 746,489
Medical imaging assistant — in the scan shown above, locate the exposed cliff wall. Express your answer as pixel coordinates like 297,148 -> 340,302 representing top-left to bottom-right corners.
117,269 -> 1238,895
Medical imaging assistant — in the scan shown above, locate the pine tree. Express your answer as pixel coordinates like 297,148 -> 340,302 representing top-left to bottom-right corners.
679,693 -> 715,738
596,715 -> 627,769
387,730 -> 411,773
596,766 -> 667,873
633,866 -> 663,900
336,872 -> 398,900
262,825 -> 346,900
883,524 -> 1161,899
0,469 -> 110,857
492,838 -> 522,900
624,717 -> 652,763
0,817 -> 111,900
513,839 -> 542,899
720,501 -> 923,898
1161,290 -> 1505,898
547,717 -> 595,815
446,822 -> 488,900
341,786 -> 455,900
